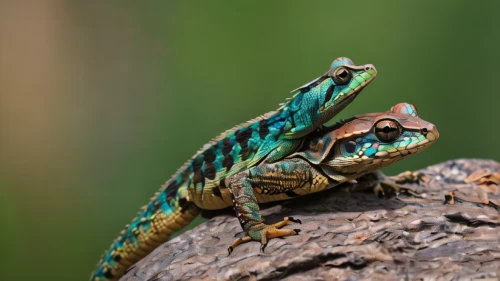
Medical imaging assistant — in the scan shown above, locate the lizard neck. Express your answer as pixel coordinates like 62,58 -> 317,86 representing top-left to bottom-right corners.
280,79 -> 336,139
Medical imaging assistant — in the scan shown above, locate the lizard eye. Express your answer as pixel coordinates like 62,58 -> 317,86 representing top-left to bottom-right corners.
374,119 -> 402,142
344,140 -> 357,153
332,67 -> 352,85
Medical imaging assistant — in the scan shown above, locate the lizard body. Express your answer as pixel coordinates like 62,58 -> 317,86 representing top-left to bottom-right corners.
91,58 -> 376,281
226,102 -> 438,252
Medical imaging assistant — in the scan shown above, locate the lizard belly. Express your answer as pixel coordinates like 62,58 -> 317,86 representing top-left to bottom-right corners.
188,181 -> 233,210
255,174 -> 331,203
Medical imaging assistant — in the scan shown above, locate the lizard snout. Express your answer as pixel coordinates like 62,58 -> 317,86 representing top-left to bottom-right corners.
422,124 -> 439,141
363,64 -> 376,73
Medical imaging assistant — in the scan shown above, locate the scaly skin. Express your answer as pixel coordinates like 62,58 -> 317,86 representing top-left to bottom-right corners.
226,102 -> 439,253
91,57 -> 376,281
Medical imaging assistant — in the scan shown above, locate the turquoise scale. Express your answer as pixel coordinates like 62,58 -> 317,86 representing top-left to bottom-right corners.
364,147 -> 377,156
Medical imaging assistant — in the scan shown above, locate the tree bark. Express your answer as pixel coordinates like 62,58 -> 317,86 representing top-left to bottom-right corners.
121,159 -> 500,281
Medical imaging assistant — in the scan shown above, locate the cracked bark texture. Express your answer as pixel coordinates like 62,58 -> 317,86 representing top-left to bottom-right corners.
121,159 -> 500,281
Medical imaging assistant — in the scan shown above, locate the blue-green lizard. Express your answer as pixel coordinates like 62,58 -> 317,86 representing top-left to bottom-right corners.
91,57 -> 376,281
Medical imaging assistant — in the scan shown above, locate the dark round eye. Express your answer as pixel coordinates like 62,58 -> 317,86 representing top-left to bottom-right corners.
332,67 -> 352,85
374,119 -> 402,142
344,140 -> 357,153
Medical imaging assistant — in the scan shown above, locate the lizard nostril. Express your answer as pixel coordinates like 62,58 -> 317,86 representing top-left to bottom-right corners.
421,128 -> 428,135
363,64 -> 376,72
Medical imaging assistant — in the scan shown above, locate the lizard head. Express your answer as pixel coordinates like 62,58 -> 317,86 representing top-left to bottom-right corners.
295,103 -> 439,181
283,57 -> 377,138
321,57 -> 377,113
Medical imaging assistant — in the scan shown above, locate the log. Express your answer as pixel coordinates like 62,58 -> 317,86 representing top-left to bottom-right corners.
121,159 -> 500,281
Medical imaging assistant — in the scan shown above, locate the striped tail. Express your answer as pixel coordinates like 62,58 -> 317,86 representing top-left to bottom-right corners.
90,188 -> 200,281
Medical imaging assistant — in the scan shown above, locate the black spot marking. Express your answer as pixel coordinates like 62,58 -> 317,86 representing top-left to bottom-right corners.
203,148 -> 216,164
222,138 -> 233,155
103,267 -> 114,279
113,254 -> 122,262
178,197 -> 187,207
178,198 -> 193,213
221,138 -> 235,171
166,181 -> 180,201
324,84 -> 335,106
203,149 -> 217,180
258,120 -> 270,140
222,155 -> 234,171
345,141 -> 357,154
235,129 -> 250,150
235,128 -> 254,161
219,179 -> 227,189
285,190 -> 300,197
204,163 -> 216,180
212,186 -> 222,198
192,158 -> 205,188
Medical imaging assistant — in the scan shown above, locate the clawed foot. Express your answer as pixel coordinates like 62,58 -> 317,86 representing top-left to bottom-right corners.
350,171 -> 428,198
390,170 -> 429,184
227,216 -> 302,256
373,182 -> 400,198
374,170 -> 429,197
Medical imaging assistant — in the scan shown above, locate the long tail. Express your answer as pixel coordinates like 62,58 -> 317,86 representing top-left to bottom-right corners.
90,185 -> 201,281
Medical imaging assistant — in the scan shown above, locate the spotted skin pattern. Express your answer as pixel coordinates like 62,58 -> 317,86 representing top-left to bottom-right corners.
91,58 -> 376,281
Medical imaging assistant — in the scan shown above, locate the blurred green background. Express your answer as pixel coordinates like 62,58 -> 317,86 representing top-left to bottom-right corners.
1,1 -> 499,280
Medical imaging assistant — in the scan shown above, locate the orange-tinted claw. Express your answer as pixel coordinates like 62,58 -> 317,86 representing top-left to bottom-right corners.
263,227 -> 300,240
229,217 -> 302,255
228,236 -> 252,255
260,242 -> 268,253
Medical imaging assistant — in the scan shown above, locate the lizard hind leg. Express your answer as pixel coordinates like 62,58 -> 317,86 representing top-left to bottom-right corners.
227,173 -> 302,255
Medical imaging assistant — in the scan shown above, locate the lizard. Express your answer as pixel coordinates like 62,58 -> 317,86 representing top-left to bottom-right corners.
91,57 -> 377,281
225,102 -> 438,253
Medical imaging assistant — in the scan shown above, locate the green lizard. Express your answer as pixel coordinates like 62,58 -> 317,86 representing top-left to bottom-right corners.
91,57 -> 377,281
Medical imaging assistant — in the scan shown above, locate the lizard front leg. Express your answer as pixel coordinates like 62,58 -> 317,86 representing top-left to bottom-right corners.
226,158 -> 331,254
350,170 -> 428,197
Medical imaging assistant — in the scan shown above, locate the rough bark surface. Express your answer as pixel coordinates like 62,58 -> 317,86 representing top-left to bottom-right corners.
121,159 -> 500,281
